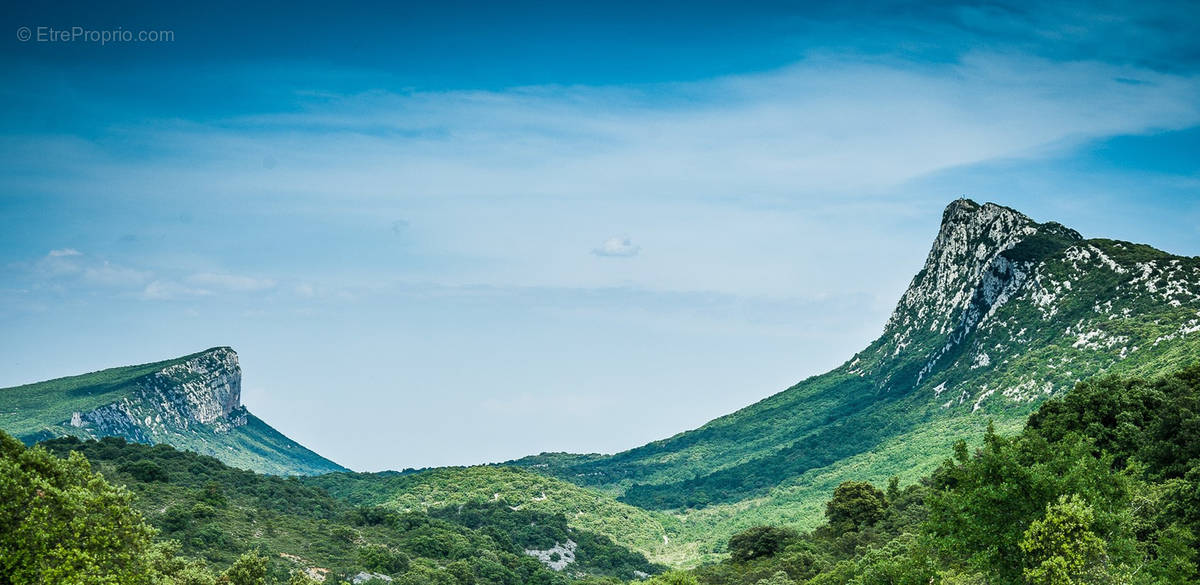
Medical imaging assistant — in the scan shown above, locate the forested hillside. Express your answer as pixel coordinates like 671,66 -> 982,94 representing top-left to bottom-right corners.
303,466 -> 686,565
642,364 -> 1200,585
1,430 -> 662,584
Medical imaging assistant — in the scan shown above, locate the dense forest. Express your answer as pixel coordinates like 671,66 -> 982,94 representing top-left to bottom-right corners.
5,364 -> 1200,584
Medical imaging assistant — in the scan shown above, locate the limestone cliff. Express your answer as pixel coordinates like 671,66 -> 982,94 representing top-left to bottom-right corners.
2,347 -> 345,475
67,347 -> 248,441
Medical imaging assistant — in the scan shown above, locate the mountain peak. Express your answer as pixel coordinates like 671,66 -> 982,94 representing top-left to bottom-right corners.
881,199 -> 1083,373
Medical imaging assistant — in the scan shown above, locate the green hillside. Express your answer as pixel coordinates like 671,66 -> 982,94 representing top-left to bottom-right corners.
0,347 -> 344,476
669,365 -> 1200,585
8,431 -> 661,583
303,466 -> 692,566
510,199 -> 1200,560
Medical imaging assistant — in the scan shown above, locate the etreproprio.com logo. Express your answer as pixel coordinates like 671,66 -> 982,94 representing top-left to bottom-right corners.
16,26 -> 174,45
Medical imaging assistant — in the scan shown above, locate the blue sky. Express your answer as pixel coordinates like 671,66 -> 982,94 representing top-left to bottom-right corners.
2,1 -> 1199,470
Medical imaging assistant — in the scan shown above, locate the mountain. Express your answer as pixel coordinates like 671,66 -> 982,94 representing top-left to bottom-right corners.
0,347 -> 344,475
511,199 -> 1200,542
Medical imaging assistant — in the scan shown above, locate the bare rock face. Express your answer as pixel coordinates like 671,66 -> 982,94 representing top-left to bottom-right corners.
858,197 -> 1199,411
66,347 -> 247,440
884,199 -> 1072,344
139,347 -> 242,426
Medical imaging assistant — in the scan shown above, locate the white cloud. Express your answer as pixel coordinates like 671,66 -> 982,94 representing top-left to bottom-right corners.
48,248 -> 82,257
592,236 -> 640,258
141,280 -> 212,301
186,272 -> 276,292
7,51 -> 1200,300
82,261 -> 152,288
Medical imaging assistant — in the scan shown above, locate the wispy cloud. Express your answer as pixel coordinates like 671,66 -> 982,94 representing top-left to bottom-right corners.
186,272 -> 276,292
592,236 -> 640,258
82,261 -> 153,288
141,280 -> 212,301
7,51 -> 1197,299
9,250 -> 277,302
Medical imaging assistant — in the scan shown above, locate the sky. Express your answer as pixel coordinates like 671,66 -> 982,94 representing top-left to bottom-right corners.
2,1 -> 1199,471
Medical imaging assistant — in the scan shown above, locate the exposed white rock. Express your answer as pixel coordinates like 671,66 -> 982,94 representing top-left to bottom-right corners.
352,572 -> 393,584
60,348 -> 248,443
525,540 -> 577,571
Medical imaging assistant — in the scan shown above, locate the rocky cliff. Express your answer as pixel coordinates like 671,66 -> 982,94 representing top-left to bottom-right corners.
68,347 -> 247,442
0,347 -> 345,475
858,199 -> 1200,411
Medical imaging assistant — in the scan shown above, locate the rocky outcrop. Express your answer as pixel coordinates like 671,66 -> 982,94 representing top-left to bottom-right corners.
886,200 -> 1048,343
865,198 -> 1199,410
64,347 -> 247,441
140,347 -> 241,425
525,540 -> 577,571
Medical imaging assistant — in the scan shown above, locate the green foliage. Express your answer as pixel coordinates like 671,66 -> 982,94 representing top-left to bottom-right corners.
1000,229 -> 1076,263
823,481 -> 887,531
119,459 -> 170,482
727,526 -> 798,563
219,552 -> 268,585
0,429 -> 161,584
1019,495 -> 1108,585
303,465 -> 679,567
0,429 -> 228,585
30,435 -> 660,583
286,571 -> 321,585
669,366 -> 1200,585
645,571 -> 699,585
358,543 -> 410,574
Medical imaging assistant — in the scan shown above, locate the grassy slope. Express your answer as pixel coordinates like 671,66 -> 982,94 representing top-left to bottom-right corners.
0,350 -> 201,440
303,466 -> 688,566
0,348 -> 345,476
141,411 -> 347,476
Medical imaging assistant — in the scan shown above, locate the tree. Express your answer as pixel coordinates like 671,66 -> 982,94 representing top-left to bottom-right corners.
755,571 -> 795,585
218,551 -> 268,585
1020,495 -> 1108,585
0,429 -> 163,584
287,570 -> 322,585
825,481 -> 887,531
728,525 -> 799,563
359,543 -> 410,575
645,570 -> 699,585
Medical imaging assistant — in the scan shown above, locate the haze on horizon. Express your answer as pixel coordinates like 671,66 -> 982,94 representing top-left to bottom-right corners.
2,0 -> 1199,471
